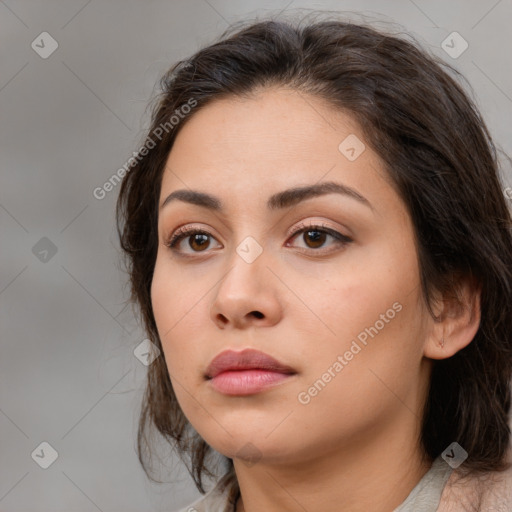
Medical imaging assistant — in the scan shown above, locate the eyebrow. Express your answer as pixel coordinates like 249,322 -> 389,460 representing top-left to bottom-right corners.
159,180 -> 373,212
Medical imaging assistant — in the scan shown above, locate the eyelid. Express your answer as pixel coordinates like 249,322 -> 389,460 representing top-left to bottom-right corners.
164,223 -> 222,249
164,220 -> 353,255
285,219 -> 351,241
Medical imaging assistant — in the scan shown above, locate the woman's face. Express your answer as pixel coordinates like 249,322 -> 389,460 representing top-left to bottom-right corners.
151,87 -> 434,466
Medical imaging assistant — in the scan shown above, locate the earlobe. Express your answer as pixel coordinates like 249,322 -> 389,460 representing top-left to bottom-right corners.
423,277 -> 481,361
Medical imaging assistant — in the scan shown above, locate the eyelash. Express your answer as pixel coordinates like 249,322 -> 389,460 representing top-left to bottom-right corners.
164,222 -> 353,256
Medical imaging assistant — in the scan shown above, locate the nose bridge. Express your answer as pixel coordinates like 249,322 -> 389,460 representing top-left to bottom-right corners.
210,233 -> 282,328
221,209 -> 269,285
219,235 -> 269,300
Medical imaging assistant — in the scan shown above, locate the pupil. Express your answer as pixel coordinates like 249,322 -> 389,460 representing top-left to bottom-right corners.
191,234 -> 209,251
306,230 -> 325,248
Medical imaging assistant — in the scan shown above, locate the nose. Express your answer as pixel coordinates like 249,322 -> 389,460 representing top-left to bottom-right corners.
210,247 -> 283,330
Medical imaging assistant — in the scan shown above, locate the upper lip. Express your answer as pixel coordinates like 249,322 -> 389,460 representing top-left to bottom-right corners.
205,348 -> 297,379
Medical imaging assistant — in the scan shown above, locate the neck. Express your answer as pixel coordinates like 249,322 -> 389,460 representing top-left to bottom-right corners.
233,409 -> 432,512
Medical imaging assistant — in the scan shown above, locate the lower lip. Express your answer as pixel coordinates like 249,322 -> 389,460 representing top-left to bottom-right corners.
207,369 -> 295,395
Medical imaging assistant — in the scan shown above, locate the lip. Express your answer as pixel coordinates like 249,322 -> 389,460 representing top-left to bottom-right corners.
205,348 -> 297,396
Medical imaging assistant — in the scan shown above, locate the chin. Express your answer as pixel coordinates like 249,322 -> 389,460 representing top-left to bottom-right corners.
203,425 -> 302,465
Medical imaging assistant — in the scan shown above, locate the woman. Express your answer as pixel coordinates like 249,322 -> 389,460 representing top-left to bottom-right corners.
116,15 -> 512,512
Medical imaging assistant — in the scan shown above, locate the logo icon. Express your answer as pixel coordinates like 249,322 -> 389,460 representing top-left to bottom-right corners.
236,442 -> 262,467
31,441 -> 59,469
236,236 -> 263,264
134,339 -> 161,366
338,134 -> 366,161
32,237 -> 58,263
441,441 -> 468,469
441,32 -> 468,59
31,32 -> 59,59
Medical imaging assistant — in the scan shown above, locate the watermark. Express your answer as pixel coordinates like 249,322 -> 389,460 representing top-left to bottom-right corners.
236,442 -> 263,467
32,236 -> 58,263
338,134 -> 366,161
93,97 -> 197,200
441,442 -> 468,469
297,301 -> 403,405
31,441 -> 59,469
441,31 -> 468,59
31,32 -> 59,59
236,236 -> 263,263
134,338 -> 160,366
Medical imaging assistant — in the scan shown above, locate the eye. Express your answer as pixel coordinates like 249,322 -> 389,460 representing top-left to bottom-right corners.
165,225 -> 221,254
164,222 -> 353,256
285,222 -> 352,254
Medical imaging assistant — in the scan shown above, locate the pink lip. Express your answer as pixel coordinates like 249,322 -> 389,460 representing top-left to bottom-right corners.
205,349 -> 297,396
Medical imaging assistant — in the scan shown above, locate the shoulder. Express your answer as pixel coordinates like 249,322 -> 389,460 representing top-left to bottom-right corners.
437,458 -> 512,511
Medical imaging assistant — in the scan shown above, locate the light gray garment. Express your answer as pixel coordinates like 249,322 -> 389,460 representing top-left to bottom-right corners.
393,456 -> 453,512
175,455 -> 453,512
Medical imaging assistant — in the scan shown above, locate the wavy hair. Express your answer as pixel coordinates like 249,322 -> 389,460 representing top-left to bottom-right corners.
116,14 -> 512,504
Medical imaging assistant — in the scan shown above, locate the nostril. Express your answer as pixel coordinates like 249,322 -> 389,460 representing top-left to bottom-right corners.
251,311 -> 264,319
217,314 -> 229,325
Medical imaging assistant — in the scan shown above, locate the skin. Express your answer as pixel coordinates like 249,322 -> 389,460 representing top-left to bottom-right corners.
151,87 -> 481,512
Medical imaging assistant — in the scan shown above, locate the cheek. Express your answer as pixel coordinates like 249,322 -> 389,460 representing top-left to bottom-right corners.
151,262 -> 210,423
290,296 -> 425,451
302,246 -> 419,350
295,234 -> 425,392
151,255 -> 201,375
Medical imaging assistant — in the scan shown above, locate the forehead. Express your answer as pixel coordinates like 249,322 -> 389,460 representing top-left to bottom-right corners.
168,87 -> 358,166
160,88 -> 395,215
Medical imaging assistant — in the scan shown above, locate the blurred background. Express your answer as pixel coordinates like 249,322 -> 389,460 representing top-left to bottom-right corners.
1,0 -> 511,510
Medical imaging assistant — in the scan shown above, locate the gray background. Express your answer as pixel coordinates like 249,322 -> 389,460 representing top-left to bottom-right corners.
1,0 -> 511,511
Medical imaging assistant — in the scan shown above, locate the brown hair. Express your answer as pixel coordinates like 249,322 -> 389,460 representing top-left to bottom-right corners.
115,14 -> 512,502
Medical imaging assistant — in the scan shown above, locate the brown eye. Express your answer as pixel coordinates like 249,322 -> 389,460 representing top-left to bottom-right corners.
287,224 -> 353,254
188,233 -> 210,251
303,230 -> 327,249
166,228 -> 221,254
166,223 -> 352,257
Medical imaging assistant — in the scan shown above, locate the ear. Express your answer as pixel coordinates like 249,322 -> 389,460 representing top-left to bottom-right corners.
423,274 -> 481,360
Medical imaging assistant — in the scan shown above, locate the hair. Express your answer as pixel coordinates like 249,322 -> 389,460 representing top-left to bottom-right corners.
115,13 -> 512,504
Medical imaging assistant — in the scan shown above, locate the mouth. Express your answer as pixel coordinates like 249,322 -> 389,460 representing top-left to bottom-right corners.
205,348 -> 297,396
